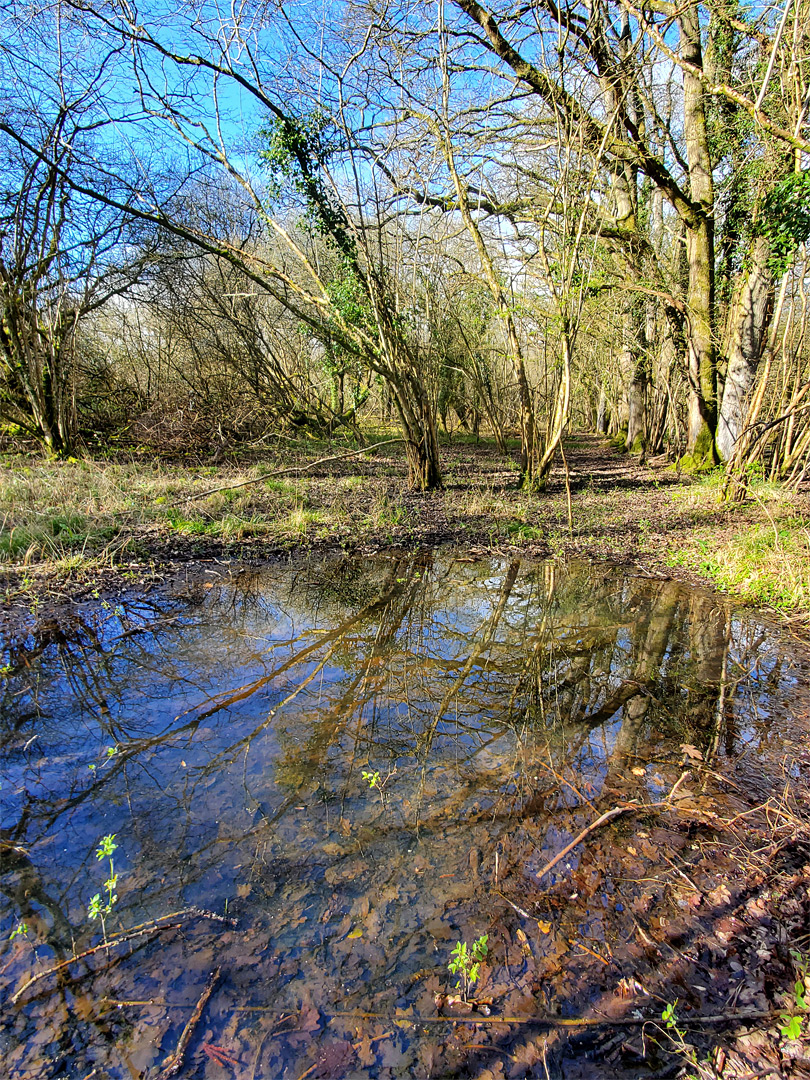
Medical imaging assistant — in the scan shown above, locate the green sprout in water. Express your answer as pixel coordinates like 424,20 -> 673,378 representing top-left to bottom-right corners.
88,833 -> 119,944
88,745 -> 118,773
448,933 -> 488,1002
661,999 -> 682,1032
8,920 -> 37,961
361,765 -> 395,807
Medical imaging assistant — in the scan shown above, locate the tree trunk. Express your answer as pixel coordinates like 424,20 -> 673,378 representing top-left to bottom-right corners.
596,386 -> 609,433
0,287 -> 75,456
390,373 -> 443,491
680,2 -> 718,464
440,135 -> 538,486
534,332 -> 571,488
716,235 -> 774,460
624,347 -> 647,452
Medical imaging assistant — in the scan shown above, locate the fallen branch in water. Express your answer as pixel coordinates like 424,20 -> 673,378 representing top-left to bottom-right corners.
534,805 -> 633,883
155,967 -> 221,1079
327,1008 -> 776,1027
533,774 -> 693,885
11,908 -> 233,1005
187,438 -> 405,501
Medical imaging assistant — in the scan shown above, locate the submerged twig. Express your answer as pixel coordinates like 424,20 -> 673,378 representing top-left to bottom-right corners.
11,908 -> 233,1005
327,1008 -> 776,1027
155,966 -> 221,1079
533,777 -> 695,885
534,804 -> 633,882
495,890 -> 534,921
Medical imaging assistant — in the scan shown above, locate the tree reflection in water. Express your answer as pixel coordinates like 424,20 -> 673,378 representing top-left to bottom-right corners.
0,554 -> 801,1078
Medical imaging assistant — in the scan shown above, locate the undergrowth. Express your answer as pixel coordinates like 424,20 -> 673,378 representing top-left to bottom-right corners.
665,468 -> 810,611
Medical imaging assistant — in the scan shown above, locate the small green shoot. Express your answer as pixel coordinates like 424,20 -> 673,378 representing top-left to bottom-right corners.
448,933 -> 488,1002
88,833 -> 119,944
89,745 -> 119,773
8,920 -> 38,961
661,999 -> 682,1033
781,1014 -> 803,1041
361,765 -> 395,807
656,998 -> 699,1070
779,948 -> 809,1041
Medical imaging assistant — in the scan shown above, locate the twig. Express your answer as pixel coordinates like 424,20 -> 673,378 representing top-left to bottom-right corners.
535,805 -> 633,882
155,967 -> 221,1079
559,440 -> 573,537
667,770 -> 691,801
530,780 -> 693,887
11,908 -> 232,1004
187,438 -> 405,501
568,937 -> 611,965
327,1008 -> 776,1027
662,854 -> 701,892
494,890 -> 534,921
249,1015 -> 296,1080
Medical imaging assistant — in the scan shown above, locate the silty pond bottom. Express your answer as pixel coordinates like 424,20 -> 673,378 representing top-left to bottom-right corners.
1,552 -> 807,1079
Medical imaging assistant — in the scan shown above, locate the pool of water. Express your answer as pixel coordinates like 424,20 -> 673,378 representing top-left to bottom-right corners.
0,552 -> 804,1078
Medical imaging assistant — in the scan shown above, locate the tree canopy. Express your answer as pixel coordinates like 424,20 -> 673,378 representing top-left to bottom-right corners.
0,0 -> 808,487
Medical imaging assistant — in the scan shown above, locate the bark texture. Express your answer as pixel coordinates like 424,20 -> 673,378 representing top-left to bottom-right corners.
717,235 -> 774,460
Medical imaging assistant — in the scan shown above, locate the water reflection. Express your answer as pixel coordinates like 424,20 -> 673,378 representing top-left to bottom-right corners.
0,554 -> 801,1078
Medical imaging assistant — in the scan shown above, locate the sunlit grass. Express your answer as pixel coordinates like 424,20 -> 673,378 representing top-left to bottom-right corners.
669,518 -> 810,611
2,441 -> 809,618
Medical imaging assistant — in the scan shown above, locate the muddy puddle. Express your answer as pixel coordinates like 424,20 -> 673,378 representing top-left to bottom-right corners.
1,552 -> 807,1079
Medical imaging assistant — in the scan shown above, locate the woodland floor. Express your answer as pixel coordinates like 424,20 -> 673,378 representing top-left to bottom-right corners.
2,434 -> 810,1078
1,431 -> 808,625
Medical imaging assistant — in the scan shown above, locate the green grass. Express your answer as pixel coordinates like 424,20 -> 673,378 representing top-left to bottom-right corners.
659,470 -> 810,612
671,518 -> 810,610
3,439 -> 809,620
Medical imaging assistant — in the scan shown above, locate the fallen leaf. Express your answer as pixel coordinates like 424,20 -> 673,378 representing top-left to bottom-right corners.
681,744 -> 704,762
516,928 -> 532,958
355,1035 -> 377,1069
707,884 -> 731,908
311,1039 -> 354,1078
286,1004 -> 320,1047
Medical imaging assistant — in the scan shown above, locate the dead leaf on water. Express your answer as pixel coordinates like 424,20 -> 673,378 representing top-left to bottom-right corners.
708,884 -> 732,907
394,1006 -> 416,1029
356,1035 -> 376,1068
